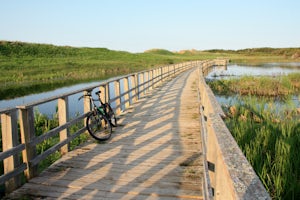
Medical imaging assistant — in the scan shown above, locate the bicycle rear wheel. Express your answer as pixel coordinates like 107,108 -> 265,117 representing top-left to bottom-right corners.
105,103 -> 117,127
86,112 -> 112,141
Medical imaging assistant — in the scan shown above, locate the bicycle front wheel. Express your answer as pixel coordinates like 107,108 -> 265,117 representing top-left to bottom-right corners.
86,112 -> 112,141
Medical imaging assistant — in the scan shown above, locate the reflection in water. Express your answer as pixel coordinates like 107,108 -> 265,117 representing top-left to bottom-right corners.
208,62 -> 300,108
0,80 -> 106,117
206,63 -> 300,80
1,63 -> 300,117
215,94 -> 300,111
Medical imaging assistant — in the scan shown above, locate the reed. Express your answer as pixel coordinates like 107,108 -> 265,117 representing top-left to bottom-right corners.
223,97 -> 300,199
208,74 -> 300,99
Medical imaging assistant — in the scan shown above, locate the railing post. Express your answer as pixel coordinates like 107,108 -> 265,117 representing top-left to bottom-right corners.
123,77 -> 130,109
152,69 -> 157,88
99,85 -> 106,103
83,90 -> 91,129
19,107 -> 37,179
179,63 -> 183,74
105,84 -> 110,103
144,71 -> 149,93
135,74 -> 139,100
114,80 -> 121,114
130,74 -> 138,103
149,70 -> 153,90
83,90 -> 91,114
159,67 -> 163,84
161,66 -> 164,82
1,109 -> 22,193
138,73 -> 144,98
173,64 -> 176,76
58,97 -> 69,155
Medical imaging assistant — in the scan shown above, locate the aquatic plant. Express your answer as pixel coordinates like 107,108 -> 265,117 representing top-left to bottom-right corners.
223,97 -> 300,199
208,74 -> 300,100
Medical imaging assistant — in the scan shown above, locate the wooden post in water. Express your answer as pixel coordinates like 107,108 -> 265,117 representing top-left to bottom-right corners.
18,107 -> 37,179
58,97 -> 69,155
1,109 -> 22,193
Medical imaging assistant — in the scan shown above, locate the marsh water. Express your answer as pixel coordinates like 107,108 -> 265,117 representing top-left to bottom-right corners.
206,62 -> 300,80
206,62 -> 300,107
1,62 -> 300,117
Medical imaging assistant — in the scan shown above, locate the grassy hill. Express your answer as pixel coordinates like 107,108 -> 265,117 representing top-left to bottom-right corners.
204,47 -> 300,63
0,41 -> 203,99
1,41 -> 300,99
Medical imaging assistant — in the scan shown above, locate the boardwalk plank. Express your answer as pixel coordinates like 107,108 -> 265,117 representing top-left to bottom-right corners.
6,68 -> 204,199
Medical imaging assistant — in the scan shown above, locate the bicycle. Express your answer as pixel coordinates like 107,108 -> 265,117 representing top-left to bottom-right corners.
78,90 -> 117,141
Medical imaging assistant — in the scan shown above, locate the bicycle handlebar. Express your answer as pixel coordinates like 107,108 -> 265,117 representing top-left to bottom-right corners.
78,90 -> 101,101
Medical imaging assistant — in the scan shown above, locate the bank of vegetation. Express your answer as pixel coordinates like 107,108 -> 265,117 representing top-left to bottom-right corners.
208,76 -> 300,199
1,41 -> 300,99
208,73 -> 300,99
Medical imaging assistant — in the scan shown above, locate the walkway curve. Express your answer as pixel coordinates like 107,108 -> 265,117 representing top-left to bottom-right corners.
7,68 -> 204,200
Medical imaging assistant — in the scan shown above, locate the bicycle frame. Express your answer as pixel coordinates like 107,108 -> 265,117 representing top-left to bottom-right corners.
79,89 -> 117,126
79,91 -> 113,124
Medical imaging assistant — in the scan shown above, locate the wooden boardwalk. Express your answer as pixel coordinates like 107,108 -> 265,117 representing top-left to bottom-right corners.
7,69 -> 204,200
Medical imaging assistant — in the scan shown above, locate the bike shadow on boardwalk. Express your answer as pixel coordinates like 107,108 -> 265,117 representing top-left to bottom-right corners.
7,69 -> 204,200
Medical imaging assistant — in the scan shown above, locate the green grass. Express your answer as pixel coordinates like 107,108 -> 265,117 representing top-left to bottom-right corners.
205,47 -> 300,64
223,97 -> 300,199
209,74 -> 300,199
1,41 -> 300,99
33,110 -> 88,172
0,41 -> 204,99
208,74 -> 300,99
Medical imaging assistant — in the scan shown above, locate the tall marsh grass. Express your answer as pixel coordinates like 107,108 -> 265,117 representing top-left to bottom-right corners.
208,74 -> 300,99
223,97 -> 300,199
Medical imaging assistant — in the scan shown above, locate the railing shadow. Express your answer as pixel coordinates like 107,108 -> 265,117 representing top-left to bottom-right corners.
8,68 -> 203,199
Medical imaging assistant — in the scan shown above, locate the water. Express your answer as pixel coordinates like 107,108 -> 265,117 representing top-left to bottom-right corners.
0,80 -> 107,118
1,63 -> 300,117
206,62 -> 300,80
206,62 -> 300,108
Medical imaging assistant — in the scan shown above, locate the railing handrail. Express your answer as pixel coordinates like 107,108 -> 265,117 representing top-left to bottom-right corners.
197,60 -> 271,199
1,58 -> 270,199
1,62 -> 185,109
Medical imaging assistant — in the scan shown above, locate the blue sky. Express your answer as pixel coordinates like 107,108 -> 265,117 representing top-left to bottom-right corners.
1,0 -> 299,52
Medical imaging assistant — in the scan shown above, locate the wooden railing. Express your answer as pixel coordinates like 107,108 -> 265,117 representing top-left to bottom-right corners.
196,60 -> 271,199
1,59 -> 271,199
0,61 -> 195,194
